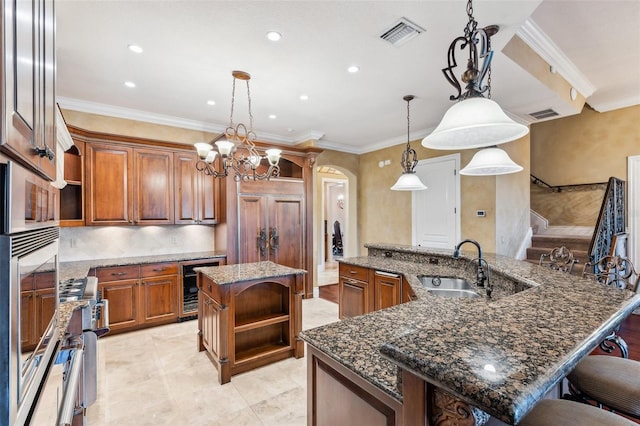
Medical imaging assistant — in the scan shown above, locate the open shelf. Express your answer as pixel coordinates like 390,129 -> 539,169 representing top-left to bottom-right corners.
235,342 -> 291,364
234,281 -> 290,325
235,313 -> 289,333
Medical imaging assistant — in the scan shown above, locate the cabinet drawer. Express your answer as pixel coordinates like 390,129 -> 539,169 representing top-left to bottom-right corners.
141,262 -> 178,277
339,264 -> 370,282
96,265 -> 140,282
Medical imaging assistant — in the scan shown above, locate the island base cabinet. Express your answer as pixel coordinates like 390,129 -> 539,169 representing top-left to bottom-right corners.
198,272 -> 304,384
307,346 -> 403,426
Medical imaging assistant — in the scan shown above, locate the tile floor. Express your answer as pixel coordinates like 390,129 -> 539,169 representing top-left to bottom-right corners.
35,297 -> 339,425
317,261 -> 338,286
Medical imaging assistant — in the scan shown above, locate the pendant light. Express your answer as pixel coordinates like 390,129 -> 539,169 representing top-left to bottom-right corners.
459,147 -> 523,176
391,95 -> 427,191
422,0 -> 529,151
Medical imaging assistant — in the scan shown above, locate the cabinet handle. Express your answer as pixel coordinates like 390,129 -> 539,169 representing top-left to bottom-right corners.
111,272 -> 127,277
152,268 -> 167,272
345,279 -> 359,285
349,270 -> 359,275
257,228 -> 268,257
207,285 -> 212,292
269,227 -> 279,255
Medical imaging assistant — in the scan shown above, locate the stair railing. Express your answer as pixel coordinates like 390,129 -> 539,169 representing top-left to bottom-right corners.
530,175 -> 608,192
588,177 -> 626,267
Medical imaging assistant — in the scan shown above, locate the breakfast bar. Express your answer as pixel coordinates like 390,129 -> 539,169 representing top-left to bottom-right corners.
196,261 -> 306,384
300,244 -> 640,425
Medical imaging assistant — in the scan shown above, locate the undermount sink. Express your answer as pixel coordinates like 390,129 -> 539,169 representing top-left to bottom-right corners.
417,275 -> 481,299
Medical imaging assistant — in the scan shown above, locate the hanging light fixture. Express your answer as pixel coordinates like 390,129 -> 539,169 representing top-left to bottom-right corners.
459,146 -> 523,175
422,0 -> 529,151
194,70 -> 281,181
391,95 -> 427,191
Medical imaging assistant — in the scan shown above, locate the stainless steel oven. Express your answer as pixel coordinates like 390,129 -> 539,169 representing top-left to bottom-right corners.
0,159 -> 63,425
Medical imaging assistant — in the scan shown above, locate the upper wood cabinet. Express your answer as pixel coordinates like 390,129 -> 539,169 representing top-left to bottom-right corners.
1,0 -> 57,181
85,142 -> 134,225
66,126 -> 214,226
174,151 -> 218,224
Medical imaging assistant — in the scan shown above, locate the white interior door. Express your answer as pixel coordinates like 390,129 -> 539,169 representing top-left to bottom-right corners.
412,154 -> 460,249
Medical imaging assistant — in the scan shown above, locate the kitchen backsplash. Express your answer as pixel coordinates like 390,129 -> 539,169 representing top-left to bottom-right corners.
59,225 -> 216,261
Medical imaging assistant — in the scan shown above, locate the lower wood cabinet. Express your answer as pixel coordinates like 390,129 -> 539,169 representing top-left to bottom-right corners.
197,271 -> 304,384
95,262 -> 179,334
338,263 -> 413,320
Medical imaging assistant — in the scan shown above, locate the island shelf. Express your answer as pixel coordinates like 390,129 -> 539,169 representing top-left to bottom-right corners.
196,261 -> 305,384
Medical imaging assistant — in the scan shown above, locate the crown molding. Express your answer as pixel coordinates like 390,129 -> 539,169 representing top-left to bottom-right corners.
56,97 -> 297,145
517,19 -> 596,98
589,94 -> 640,113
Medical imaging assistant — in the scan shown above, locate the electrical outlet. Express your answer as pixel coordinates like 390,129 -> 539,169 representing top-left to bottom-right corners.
70,238 -> 77,248
170,236 -> 178,245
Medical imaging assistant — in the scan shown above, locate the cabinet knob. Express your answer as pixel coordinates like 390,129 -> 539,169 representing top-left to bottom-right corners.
207,285 -> 212,292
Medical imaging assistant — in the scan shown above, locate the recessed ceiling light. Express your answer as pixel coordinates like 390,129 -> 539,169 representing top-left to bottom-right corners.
266,31 -> 282,41
128,44 -> 143,53
268,114 -> 277,119
124,81 -> 136,88
299,94 -> 309,101
347,65 -> 360,73
207,100 -> 216,106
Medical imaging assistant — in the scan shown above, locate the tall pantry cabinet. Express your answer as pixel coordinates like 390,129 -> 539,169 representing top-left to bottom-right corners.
219,149 -> 319,298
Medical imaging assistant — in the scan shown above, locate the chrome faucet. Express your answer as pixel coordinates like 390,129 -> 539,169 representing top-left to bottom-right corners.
453,239 -> 492,297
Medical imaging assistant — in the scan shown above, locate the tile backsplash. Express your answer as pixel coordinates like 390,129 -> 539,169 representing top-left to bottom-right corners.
60,225 -> 216,261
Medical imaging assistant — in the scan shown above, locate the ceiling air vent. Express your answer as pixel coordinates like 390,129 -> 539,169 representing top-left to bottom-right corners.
380,18 -> 425,47
529,108 -> 559,120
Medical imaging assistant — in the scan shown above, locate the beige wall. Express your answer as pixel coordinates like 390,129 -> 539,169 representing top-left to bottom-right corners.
358,135 -> 530,257
531,105 -> 640,185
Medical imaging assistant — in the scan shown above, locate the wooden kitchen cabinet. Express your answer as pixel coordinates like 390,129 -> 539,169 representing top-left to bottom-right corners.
174,151 -> 219,224
338,263 -> 373,319
339,263 -> 413,319
197,266 -> 304,384
1,0 -> 57,181
95,262 -> 178,334
85,142 -> 133,225
373,271 -> 402,311
60,142 -> 85,226
85,142 -> 174,226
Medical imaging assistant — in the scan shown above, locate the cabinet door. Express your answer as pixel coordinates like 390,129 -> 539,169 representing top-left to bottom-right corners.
374,272 -> 402,311
140,275 -> 178,325
86,143 -> 133,225
100,280 -> 139,332
198,166 -> 218,224
0,0 -> 56,180
201,293 -> 220,358
269,196 -> 304,269
134,148 -> 174,225
174,152 -> 199,224
238,196 -> 268,263
339,277 -> 369,319
35,288 -> 56,340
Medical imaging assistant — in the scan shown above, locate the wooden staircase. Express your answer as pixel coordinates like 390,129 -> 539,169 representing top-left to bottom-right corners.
526,227 -> 593,272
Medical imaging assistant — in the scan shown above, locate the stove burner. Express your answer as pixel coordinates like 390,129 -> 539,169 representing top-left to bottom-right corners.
59,277 -> 88,302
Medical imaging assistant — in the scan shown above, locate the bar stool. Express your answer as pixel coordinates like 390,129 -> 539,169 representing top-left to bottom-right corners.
564,255 -> 640,420
539,246 -> 579,274
519,399 -> 637,425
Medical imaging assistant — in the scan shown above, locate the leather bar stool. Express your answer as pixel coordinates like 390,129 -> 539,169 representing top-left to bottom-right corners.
520,399 -> 637,425
564,255 -> 640,420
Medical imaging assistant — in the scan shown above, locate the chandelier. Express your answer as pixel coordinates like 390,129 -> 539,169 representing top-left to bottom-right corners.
422,0 -> 529,160
194,70 -> 281,181
391,95 -> 427,191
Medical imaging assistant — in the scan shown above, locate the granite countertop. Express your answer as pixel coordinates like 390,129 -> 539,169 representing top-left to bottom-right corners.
59,250 -> 226,282
196,261 -> 306,285
300,243 -> 640,424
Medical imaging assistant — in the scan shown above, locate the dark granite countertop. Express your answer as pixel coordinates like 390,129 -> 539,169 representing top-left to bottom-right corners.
59,250 -> 226,282
195,261 -> 306,285
300,243 -> 640,424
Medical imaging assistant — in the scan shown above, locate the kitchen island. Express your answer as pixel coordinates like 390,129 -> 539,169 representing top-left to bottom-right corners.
300,243 -> 640,425
196,261 -> 306,384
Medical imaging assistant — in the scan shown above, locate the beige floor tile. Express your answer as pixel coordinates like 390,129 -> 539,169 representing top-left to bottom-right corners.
42,297 -> 339,425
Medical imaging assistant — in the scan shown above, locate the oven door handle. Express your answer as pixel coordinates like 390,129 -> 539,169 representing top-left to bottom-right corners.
93,299 -> 110,338
56,347 -> 84,426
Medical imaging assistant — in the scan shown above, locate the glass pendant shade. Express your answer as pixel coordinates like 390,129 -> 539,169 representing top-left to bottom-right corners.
459,147 -> 523,176
194,142 -> 213,159
391,172 -> 428,191
422,98 -> 529,150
